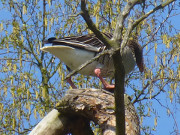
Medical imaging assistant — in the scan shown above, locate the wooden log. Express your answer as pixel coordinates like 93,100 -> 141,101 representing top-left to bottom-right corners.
29,88 -> 140,135
29,109 -> 68,135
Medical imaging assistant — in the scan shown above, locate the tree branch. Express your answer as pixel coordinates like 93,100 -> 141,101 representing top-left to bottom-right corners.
112,51 -> 125,135
80,0 -> 113,49
112,0 -> 142,42
132,0 -> 175,30
110,1 -> 143,134
40,0 -> 46,62
120,19 -> 134,54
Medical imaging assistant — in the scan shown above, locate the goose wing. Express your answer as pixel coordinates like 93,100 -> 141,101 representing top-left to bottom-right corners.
44,33 -> 112,52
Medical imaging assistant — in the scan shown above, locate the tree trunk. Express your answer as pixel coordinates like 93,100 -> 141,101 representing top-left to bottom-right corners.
29,88 -> 140,135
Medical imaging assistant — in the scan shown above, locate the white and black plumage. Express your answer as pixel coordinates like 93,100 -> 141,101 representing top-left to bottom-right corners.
41,33 -> 144,89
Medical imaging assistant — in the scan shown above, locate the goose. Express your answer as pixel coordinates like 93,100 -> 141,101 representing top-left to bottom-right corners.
41,33 -> 144,89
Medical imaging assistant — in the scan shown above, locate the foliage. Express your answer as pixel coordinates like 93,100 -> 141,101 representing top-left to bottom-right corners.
0,0 -> 179,134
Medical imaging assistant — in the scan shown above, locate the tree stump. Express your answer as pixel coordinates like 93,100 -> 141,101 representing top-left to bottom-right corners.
29,88 -> 140,135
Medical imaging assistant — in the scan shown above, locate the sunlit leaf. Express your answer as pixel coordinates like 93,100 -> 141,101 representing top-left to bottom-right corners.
44,16 -> 47,29
29,79 -> 32,87
170,83 -> 174,91
39,109 -> 45,118
13,99 -> 15,108
154,117 -> 157,127
149,89 -> 152,99
17,88 -> 22,96
10,76 -> 14,85
166,39 -> 170,48
177,53 -> 179,62
169,91 -> 173,103
174,83 -> 177,93
140,116 -> 143,125
0,22 -> 3,31
154,55 -> 157,66
42,87 -> 47,98
21,34 -> 24,43
146,44 -> 148,50
47,0 -> 51,6
19,50 -> 22,68
35,90 -> 39,99
169,69 -> 173,78
34,108 -> 37,119
160,70 -> 164,78
28,102 -> 31,114
148,107 -> 151,116
163,55 -> 166,65
13,64 -> 17,73
37,43 -> 40,55
17,109 -> 21,120
167,109 -> 170,116
154,43 -> 157,53
27,88 -> 30,100
3,85 -> 7,96
12,118 -> 16,130
0,103 -> 3,112
23,4 -> 27,14
162,34 -> 167,44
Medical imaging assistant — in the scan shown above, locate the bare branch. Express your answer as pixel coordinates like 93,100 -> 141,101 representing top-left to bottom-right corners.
155,98 -> 179,134
120,19 -> 134,54
49,62 -> 62,78
69,12 -> 81,17
112,51 -> 125,135
133,0 -> 175,30
80,0 -> 112,49
112,0 -> 142,42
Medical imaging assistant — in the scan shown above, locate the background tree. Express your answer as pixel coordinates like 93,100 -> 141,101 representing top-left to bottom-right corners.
0,0 -> 179,134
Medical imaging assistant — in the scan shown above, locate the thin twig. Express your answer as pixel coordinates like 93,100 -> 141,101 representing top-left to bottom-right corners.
155,98 -> 179,134
65,49 -> 114,79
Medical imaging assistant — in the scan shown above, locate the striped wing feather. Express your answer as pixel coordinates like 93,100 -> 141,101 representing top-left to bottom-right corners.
46,33 -> 113,52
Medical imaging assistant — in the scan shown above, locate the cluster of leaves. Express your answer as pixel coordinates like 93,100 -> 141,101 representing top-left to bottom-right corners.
0,0 -> 179,134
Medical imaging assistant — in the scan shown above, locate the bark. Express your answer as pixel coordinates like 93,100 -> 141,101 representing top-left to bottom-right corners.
29,109 -> 68,135
113,51 -> 125,135
29,88 -> 140,135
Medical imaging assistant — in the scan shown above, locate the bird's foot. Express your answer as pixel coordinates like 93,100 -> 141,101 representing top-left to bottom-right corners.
103,84 -> 115,90
94,68 -> 115,91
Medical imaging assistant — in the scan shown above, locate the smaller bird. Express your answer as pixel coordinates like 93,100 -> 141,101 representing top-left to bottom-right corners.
41,33 -> 144,90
